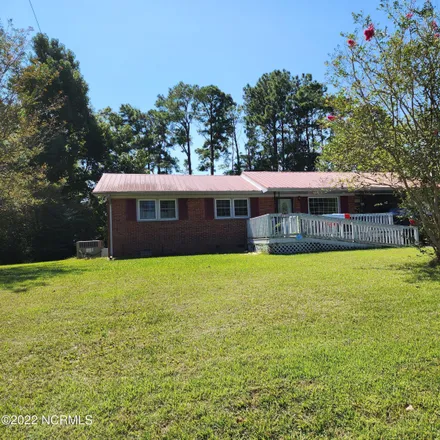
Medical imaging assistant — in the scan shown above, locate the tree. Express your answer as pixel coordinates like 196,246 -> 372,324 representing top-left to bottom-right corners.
0,22 -> 57,199
243,70 -> 292,171
0,22 -> 94,264
156,82 -> 198,174
227,103 -> 244,175
24,34 -> 105,197
98,105 -> 155,174
146,109 -> 179,174
0,22 -> 49,263
98,105 -> 178,175
243,70 -> 329,172
286,74 -> 330,171
321,0 -> 440,262
195,85 -> 235,175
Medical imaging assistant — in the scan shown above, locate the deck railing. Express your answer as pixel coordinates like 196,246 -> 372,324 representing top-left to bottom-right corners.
323,213 -> 394,225
247,213 -> 419,247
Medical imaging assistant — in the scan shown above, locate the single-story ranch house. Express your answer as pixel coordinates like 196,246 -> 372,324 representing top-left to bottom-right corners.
93,171 -> 399,257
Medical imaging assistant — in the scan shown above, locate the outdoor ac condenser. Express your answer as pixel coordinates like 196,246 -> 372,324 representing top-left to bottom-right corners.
76,240 -> 104,259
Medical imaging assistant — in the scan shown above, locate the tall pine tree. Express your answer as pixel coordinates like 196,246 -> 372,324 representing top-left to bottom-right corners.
195,85 -> 235,175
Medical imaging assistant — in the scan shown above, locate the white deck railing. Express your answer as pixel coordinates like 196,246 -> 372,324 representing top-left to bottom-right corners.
323,213 -> 394,225
247,213 -> 419,247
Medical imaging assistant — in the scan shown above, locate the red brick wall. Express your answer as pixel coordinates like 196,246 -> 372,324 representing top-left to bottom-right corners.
109,195 -> 360,257
111,198 -> 252,257
347,195 -> 356,213
258,197 -> 275,215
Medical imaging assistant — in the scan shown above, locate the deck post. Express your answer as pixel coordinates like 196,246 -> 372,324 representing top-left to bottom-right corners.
414,227 -> 420,245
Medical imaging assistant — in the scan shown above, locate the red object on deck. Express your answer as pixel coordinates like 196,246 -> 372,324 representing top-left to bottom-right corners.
344,213 -> 351,219
409,219 -> 416,226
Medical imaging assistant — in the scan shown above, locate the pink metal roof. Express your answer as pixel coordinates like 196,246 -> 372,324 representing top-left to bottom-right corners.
93,173 -> 261,194
93,171 -> 396,195
242,171 -> 394,190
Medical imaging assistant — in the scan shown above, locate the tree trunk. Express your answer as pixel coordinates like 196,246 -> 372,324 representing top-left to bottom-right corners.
246,145 -> 252,171
233,127 -> 241,174
281,120 -> 285,171
210,103 -> 215,175
186,128 -> 192,175
272,125 -> 278,172
210,140 -> 214,175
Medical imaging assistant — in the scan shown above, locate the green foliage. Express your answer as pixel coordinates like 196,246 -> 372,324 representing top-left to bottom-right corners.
1,249 -> 440,438
322,0 -> 440,260
226,103 -> 245,175
26,34 -> 105,196
146,109 -> 179,174
98,105 -> 155,173
0,24 -> 106,264
195,85 -> 236,175
98,105 -> 178,175
243,70 -> 330,171
156,82 -> 198,174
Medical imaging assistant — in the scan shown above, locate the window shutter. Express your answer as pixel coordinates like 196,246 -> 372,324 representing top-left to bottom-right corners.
178,198 -> 188,220
299,197 -> 309,214
340,196 -> 349,213
126,199 -> 137,221
250,198 -> 260,217
204,198 -> 214,220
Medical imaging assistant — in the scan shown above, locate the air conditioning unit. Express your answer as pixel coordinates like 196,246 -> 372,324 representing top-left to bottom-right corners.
76,240 -> 104,259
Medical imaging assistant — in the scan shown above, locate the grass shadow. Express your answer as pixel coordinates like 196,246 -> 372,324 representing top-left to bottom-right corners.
393,259 -> 440,284
0,264 -> 85,293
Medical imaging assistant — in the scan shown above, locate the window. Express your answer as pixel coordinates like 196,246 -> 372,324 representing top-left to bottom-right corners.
308,197 -> 339,215
160,200 -> 177,220
139,200 -> 156,220
233,199 -> 249,217
215,199 -> 249,218
216,199 -> 231,218
138,199 -> 177,221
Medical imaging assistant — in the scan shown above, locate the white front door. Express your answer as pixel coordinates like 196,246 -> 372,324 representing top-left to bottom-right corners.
278,198 -> 292,214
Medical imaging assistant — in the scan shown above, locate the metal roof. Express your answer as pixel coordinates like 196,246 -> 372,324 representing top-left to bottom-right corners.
93,173 -> 261,194
93,171 -> 396,196
242,171 -> 394,191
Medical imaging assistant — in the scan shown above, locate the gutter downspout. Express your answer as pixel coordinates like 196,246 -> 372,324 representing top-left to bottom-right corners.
108,195 -> 114,258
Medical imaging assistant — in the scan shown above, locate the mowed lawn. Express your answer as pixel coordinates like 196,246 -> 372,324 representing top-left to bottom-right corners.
1,249 -> 440,439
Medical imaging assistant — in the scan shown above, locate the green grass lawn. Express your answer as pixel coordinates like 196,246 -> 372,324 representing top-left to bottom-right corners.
1,249 -> 440,439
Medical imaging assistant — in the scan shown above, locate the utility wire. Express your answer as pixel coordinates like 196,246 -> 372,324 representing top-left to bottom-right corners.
28,0 -> 42,33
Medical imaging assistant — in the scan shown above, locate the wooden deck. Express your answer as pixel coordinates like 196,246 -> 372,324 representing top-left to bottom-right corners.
247,213 -> 419,254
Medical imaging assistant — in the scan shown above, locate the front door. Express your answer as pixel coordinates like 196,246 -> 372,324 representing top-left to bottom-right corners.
278,198 -> 292,214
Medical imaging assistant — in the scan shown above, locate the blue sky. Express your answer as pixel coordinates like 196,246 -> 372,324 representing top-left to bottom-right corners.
4,0 -> 383,110
4,0 -> 384,171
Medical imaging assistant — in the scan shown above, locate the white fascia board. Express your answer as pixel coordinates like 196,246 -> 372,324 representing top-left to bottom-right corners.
240,174 -> 268,193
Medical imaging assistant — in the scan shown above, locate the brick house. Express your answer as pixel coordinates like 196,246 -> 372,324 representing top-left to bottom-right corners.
93,171 -> 398,258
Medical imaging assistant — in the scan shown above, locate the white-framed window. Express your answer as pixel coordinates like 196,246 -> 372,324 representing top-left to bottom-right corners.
215,199 -> 232,218
308,197 -> 339,215
233,199 -> 249,217
215,198 -> 249,219
137,199 -> 178,221
138,200 -> 156,220
159,200 -> 177,219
